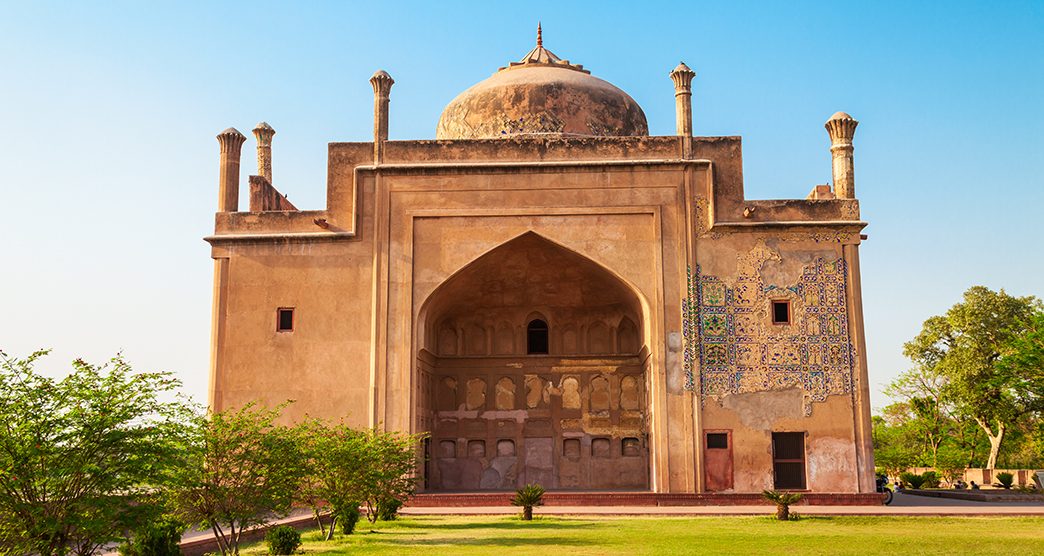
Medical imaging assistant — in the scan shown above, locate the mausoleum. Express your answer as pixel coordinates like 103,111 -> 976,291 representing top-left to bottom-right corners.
206,28 -> 876,496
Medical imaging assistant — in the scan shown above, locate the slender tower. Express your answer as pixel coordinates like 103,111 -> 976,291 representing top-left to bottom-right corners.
215,127 -> 246,212
253,122 -> 275,183
669,62 -> 696,137
825,112 -> 859,199
370,70 -> 395,163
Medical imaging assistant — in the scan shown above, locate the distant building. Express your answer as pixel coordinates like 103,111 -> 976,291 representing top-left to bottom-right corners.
207,28 -> 874,494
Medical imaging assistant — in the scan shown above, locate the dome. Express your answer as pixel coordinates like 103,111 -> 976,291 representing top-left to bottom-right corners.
436,27 -> 648,140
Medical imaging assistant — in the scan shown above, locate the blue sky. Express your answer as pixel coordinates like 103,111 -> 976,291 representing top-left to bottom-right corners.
1,1 -> 1041,410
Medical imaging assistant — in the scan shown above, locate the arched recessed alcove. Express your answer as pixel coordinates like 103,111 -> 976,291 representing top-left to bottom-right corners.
416,232 -> 650,492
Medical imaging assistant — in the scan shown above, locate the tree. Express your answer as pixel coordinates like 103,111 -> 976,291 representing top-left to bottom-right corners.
871,415 -> 918,477
884,366 -> 952,466
355,428 -> 423,523
169,403 -> 305,555
998,311 -> 1044,413
0,350 -> 194,556
297,421 -> 369,540
903,286 -> 1041,469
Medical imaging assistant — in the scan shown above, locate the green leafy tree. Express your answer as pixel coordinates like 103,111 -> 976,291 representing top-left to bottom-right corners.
884,366 -> 952,466
903,286 -> 1041,469
0,350 -> 195,556
169,403 -> 305,555
357,429 -> 424,523
871,414 -> 918,477
998,311 -> 1044,417
297,421 -> 369,540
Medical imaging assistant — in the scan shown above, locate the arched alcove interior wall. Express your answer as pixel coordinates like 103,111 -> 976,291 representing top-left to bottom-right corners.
417,232 -> 650,491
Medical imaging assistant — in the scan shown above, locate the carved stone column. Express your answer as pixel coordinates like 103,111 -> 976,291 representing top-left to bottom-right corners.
370,70 -> 394,163
825,112 -> 859,199
216,127 -> 246,212
253,122 -> 275,183
670,62 -> 696,137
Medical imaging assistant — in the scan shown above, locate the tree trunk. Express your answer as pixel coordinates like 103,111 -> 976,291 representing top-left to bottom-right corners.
776,504 -> 789,521
314,508 -> 326,538
523,506 -> 533,521
975,418 -> 1005,470
326,516 -> 337,541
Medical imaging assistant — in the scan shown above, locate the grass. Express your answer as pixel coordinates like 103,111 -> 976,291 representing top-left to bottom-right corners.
238,515 -> 1044,555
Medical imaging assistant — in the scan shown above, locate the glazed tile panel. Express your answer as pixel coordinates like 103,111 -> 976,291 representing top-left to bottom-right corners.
684,257 -> 854,415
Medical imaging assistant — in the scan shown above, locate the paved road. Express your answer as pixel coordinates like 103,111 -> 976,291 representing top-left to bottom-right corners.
890,490 -> 1044,508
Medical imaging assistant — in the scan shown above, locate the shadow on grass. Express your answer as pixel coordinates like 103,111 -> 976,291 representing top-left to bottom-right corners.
391,518 -> 600,531
379,535 -> 591,548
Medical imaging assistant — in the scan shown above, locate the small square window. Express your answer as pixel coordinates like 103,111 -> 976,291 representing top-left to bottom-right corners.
277,308 -> 294,332
771,300 -> 790,325
706,432 -> 729,449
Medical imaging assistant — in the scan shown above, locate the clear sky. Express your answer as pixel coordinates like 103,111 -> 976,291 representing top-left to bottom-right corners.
1,1 -> 1041,411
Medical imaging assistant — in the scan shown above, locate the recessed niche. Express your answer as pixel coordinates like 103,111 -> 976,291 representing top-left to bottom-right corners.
497,439 -> 516,457
563,438 -> 581,460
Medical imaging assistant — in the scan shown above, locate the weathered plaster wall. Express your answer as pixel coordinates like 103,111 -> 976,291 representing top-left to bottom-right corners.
690,236 -> 863,492
207,132 -> 872,494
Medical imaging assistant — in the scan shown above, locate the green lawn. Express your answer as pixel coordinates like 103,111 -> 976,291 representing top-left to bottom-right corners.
240,515 -> 1044,555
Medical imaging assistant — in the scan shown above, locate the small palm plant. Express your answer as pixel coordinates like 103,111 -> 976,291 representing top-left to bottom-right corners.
996,472 -> 1015,489
762,490 -> 803,521
511,483 -> 545,521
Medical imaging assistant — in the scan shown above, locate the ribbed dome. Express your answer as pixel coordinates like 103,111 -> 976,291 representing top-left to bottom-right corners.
436,27 -> 648,140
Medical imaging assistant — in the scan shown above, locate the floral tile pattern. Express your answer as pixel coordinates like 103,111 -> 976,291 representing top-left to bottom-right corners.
683,255 -> 855,415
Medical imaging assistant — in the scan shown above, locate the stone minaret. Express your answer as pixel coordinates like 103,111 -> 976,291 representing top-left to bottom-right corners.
216,127 -> 246,212
670,62 -> 696,137
370,70 -> 395,163
253,122 -> 275,183
825,112 -> 859,199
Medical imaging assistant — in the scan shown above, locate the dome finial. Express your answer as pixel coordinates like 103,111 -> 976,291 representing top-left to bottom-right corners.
536,22 -> 542,48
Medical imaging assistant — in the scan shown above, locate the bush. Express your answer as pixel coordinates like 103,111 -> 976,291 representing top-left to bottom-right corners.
337,505 -> 361,534
996,472 -> 1015,489
900,472 -> 927,489
761,490 -> 803,521
265,525 -> 301,555
0,351 -> 196,556
511,484 -> 546,521
118,517 -> 186,556
921,471 -> 941,489
377,498 -> 403,521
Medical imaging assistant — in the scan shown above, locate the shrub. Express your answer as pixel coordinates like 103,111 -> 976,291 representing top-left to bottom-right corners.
377,498 -> 403,521
900,472 -> 927,489
170,403 -> 306,555
0,351 -> 195,556
118,517 -> 186,556
336,505 -> 361,534
265,525 -> 301,555
761,490 -> 803,521
511,484 -> 546,521
921,471 -> 941,489
996,472 -> 1015,489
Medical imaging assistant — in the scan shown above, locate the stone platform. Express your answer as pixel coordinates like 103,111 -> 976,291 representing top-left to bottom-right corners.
409,491 -> 885,507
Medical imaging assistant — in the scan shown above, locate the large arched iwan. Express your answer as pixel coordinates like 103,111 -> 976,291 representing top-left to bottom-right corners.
415,232 -> 651,491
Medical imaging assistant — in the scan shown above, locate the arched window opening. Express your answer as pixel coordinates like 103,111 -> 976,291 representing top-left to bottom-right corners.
527,319 -> 549,354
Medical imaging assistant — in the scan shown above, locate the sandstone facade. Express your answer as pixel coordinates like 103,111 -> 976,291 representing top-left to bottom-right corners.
206,31 -> 874,494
